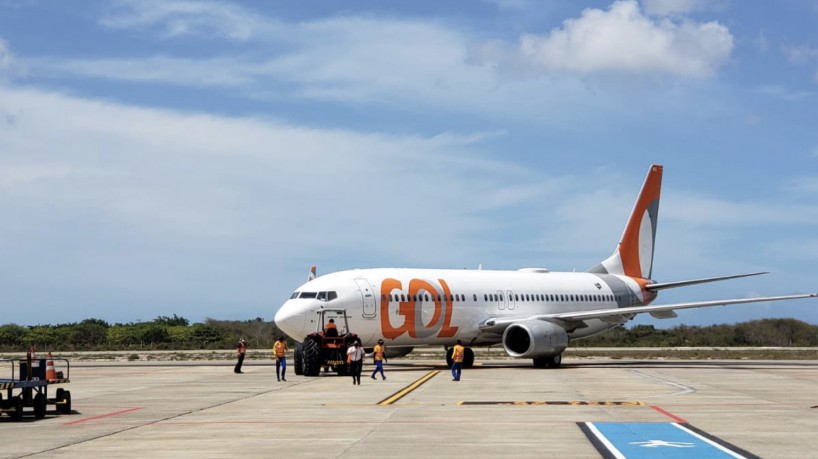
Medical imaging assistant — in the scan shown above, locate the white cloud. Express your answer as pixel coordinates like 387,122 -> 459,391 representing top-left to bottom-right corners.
506,0 -> 733,77
17,10 -> 730,129
0,84 -> 533,258
26,55 -> 254,87
100,0 -> 266,40
785,45 -> 818,63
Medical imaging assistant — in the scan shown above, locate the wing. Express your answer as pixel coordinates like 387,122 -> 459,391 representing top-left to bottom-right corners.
480,293 -> 817,333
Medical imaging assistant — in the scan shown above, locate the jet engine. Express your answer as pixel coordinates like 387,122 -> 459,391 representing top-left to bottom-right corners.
502,320 -> 568,358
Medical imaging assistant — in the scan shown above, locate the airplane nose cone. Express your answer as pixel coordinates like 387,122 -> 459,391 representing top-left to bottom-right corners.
274,303 -> 305,340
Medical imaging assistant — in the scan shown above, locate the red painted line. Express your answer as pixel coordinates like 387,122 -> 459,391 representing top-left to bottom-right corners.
650,405 -> 687,424
64,407 -> 143,425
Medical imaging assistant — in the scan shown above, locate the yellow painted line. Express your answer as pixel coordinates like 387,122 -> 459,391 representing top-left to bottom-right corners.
378,370 -> 440,406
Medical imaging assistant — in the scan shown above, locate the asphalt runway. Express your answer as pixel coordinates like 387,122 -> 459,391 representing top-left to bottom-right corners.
2,358 -> 817,458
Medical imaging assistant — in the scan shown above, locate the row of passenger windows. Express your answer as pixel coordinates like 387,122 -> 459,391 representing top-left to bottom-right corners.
293,290 -> 621,304
382,292 -> 620,303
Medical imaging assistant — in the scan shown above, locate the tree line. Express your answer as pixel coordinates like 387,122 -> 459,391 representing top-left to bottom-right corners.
0,315 -> 286,352
572,318 -> 818,347
0,316 -> 815,352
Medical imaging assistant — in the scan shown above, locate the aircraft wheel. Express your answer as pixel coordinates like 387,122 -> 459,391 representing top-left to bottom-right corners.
463,348 -> 475,368
532,357 -> 548,368
302,337 -> 322,377
294,343 -> 304,375
546,354 -> 562,368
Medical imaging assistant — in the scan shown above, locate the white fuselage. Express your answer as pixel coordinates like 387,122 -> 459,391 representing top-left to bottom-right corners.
274,267 -> 651,347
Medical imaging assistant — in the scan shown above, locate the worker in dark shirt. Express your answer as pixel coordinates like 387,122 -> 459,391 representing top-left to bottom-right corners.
234,338 -> 247,374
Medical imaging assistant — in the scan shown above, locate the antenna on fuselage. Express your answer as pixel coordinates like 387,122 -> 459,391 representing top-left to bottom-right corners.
478,264 -> 482,270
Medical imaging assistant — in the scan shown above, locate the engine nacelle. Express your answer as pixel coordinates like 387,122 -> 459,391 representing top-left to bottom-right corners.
502,320 -> 568,358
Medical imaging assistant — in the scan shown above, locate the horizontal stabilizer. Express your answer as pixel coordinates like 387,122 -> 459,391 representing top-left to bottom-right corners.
645,272 -> 768,291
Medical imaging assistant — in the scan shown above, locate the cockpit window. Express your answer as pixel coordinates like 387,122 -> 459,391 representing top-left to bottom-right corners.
315,291 -> 338,301
290,292 -> 300,299
300,292 -> 318,299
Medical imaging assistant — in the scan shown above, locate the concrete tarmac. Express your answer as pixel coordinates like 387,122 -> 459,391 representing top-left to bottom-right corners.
2,358 -> 817,458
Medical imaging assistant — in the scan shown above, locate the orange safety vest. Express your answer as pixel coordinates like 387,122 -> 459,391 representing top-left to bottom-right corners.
453,344 -> 465,363
273,341 -> 287,358
373,344 -> 385,361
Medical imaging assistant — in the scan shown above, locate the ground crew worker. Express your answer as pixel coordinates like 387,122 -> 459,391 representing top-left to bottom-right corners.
451,339 -> 465,381
274,336 -> 288,382
325,318 -> 338,336
370,339 -> 386,380
347,340 -> 365,385
234,338 -> 247,374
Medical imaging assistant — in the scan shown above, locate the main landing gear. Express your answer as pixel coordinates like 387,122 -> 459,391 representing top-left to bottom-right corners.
532,354 -> 562,368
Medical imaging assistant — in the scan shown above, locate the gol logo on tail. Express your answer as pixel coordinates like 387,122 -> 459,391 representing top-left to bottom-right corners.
380,278 -> 459,339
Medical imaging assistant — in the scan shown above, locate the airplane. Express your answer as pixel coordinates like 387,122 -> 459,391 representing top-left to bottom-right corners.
274,164 -> 817,370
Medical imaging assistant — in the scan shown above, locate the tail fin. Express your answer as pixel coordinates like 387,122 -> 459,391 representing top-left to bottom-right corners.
307,265 -> 317,282
587,164 -> 663,279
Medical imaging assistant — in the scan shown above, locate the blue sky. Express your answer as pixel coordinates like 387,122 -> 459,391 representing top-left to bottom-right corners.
1,0 -> 817,327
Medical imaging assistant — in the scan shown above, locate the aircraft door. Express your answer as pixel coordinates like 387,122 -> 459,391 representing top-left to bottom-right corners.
354,278 -> 377,319
506,290 -> 515,310
496,290 -> 506,310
